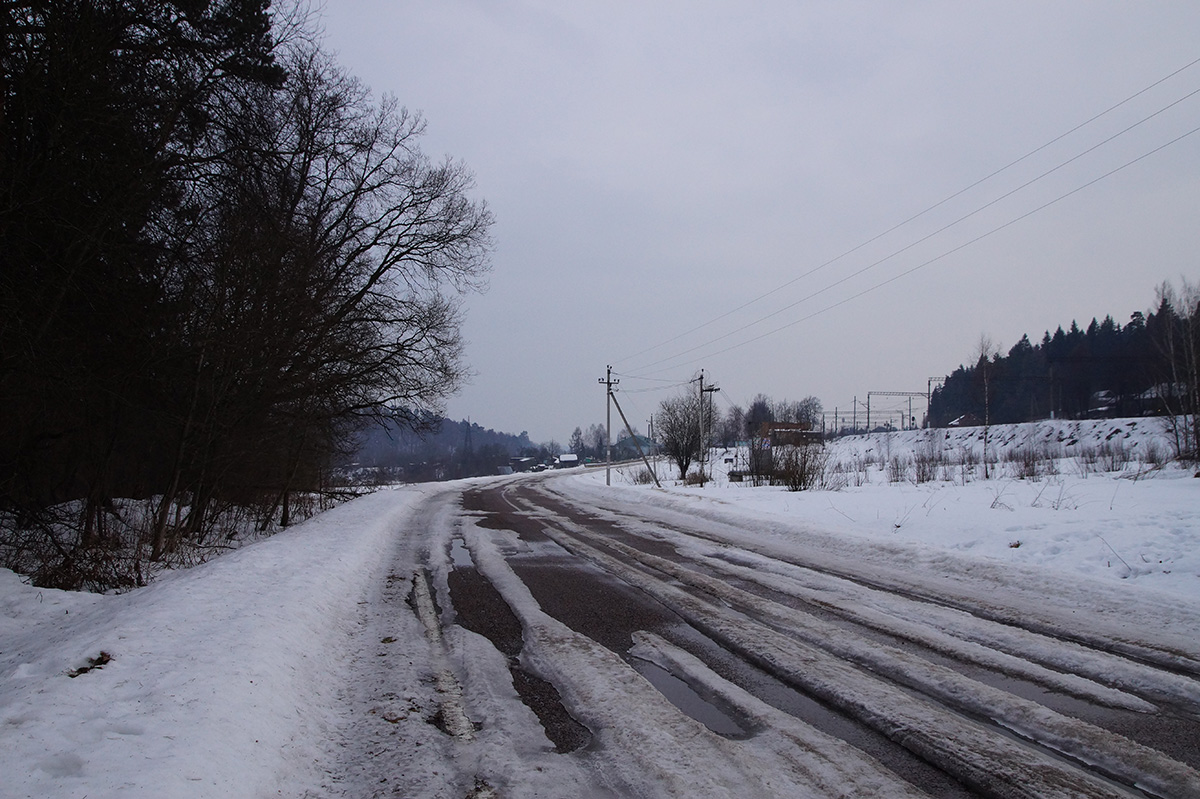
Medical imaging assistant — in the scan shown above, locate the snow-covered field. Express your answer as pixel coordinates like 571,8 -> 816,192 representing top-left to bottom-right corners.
614,416 -> 1199,600
0,417 -> 1196,797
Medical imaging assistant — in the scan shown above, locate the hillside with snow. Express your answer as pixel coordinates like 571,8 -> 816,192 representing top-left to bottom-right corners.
614,416 -> 1198,599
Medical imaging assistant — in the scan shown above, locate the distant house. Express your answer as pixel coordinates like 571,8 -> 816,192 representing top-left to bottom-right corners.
947,413 -> 983,428
611,434 -> 658,461
509,456 -> 537,472
555,453 -> 580,468
1137,383 -> 1186,416
1087,390 -> 1117,419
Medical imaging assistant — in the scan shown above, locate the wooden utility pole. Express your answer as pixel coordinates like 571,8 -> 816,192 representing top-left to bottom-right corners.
647,416 -> 656,482
696,369 -> 719,484
697,370 -> 704,474
598,366 -> 618,486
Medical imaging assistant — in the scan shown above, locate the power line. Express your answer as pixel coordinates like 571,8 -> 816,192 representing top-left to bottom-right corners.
616,56 -> 1200,371
610,371 -> 682,383
625,83 -> 1200,374
650,121 -> 1200,373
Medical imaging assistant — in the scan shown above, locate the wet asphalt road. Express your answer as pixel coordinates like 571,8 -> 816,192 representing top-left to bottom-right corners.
443,475 -> 1200,799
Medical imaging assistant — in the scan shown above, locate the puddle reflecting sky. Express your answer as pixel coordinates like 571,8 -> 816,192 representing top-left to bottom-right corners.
449,537 -> 473,568
631,659 -> 746,738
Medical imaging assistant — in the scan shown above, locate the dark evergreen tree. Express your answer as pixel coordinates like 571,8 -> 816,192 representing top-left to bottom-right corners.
929,289 -> 1192,431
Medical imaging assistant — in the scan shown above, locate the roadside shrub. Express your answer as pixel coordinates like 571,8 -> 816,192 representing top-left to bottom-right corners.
776,445 -> 829,492
0,490 -> 345,592
850,455 -> 871,486
983,444 -> 999,475
631,467 -> 657,485
887,455 -> 910,484
0,503 -> 145,592
822,466 -> 849,491
827,461 -> 853,490
1099,441 -> 1129,472
1141,440 -> 1165,467
1161,414 -> 1198,463
1004,446 -> 1044,481
1074,446 -> 1099,477
957,446 -> 978,484
913,440 -> 944,484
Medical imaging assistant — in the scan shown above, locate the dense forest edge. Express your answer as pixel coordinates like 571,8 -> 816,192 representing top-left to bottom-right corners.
0,3 -> 492,591
928,283 -> 1199,459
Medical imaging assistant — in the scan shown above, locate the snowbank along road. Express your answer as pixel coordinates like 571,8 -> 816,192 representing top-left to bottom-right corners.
324,471 -> 1200,798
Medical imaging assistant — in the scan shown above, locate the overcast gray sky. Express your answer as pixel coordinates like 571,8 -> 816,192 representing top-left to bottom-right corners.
319,1 -> 1200,444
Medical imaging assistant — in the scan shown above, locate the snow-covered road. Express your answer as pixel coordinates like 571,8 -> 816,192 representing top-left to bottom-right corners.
3,446 -> 1199,798
436,475 -> 1200,799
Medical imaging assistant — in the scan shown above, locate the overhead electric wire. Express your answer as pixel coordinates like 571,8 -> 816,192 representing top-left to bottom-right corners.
607,371 -> 694,396
614,55 -> 1200,372
610,371 -> 687,383
622,79 -> 1200,376
653,121 -> 1200,373
618,382 -> 692,395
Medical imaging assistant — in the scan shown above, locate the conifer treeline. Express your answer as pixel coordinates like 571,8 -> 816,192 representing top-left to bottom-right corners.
928,284 -> 1199,457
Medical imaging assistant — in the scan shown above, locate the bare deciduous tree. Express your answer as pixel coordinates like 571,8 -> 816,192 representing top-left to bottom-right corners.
147,43 -> 493,559
1153,280 -> 1200,460
975,334 -> 1000,479
0,11 -> 493,588
656,393 -> 701,479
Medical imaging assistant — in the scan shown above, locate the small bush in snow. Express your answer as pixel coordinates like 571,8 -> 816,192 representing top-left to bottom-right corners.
822,466 -> 849,491
631,468 -> 657,485
1099,441 -> 1129,472
1141,440 -> 1165,467
0,490 -> 343,592
887,455 -> 910,484
956,447 -> 979,484
776,445 -> 829,492
913,441 -> 944,484
853,456 -> 871,486
1074,446 -> 1099,478
1003,446 -> 1050,481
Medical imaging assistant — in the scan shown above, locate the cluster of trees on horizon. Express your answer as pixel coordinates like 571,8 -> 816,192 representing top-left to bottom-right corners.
366,280 -> 1200,489
351,416 -> 550,483
648,392 -> 822,478
558,282 -> 1200,478
929,281 -> 1199,457
1,2 -> 492,589
562,393 -> 823,479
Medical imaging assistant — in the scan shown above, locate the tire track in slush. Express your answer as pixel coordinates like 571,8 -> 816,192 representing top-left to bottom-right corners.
444,539 -> 592,753
482,479 -> 1200,799
463,483 -> 982,798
